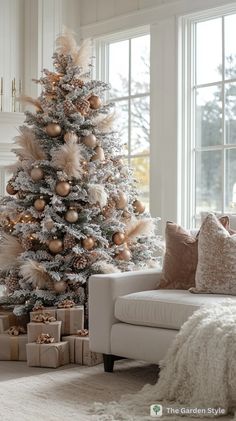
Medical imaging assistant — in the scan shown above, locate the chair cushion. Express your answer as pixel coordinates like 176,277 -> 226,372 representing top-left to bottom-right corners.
114,289 -> 236,330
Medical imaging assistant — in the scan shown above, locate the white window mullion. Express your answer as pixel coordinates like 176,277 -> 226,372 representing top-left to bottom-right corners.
222,16 -> 226,214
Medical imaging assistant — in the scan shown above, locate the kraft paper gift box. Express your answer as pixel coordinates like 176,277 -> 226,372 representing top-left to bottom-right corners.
57,306 -> 84,335
0,333 -> 27,361
26,342 -> 69,368
62,335 -> 103,366
27,321 -> 61,343
30,307 -> 56,322
0,315 -> 9,333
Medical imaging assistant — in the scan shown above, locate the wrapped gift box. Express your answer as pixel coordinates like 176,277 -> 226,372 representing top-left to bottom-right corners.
0,310 -> 29,329
57,306 -> 84,335
30,308 -> 56,322
0,333 -> 27,361
26,342 -> 69,368
0,315 -> 9,333
62,335 -> 103,366
28,321 -> 61,343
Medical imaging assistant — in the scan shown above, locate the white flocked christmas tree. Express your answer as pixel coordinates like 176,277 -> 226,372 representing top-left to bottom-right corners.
0,30 -> 160,317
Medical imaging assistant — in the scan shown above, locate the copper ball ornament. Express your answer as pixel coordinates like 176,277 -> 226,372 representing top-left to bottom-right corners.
64,131 -> 79,143
65,208 -> 79,223
88,95 -> 102,109
34,197 -> 46,211
55,181 -> 71,197
113,232 -> 126,245
82,134 -> 97,148
48,238 -> 63,254
91,146 -> 105,161
6,182 -> 17,195
45,123 -> 62,137
54,280 -> 67,293
30,166 -> 44,181
82,237 -> 95,250
116,248 -> 131,261
116,192 -> 128,209
133,199 -> 145,214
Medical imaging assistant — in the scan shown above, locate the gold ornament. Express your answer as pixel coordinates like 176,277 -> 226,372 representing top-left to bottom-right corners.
112,232 -> 126,245
55,181 -> 71,197
65,207 -> 79,223
88,95 -> 102,109
64,131 -> 79,143
6,182 -> 17,195
82,134 -> 97,148
34,197 -> 46,211
48,238 -> 63,254
122,209 -> 132,220
133,199 -> 145,214
54,280 -> 67,293
116,192 -> 128,209
82,237 -> 95,250
116,248 -> 131,261
30,166 -> 44,181
45,123 -> 62,137
91,146 -> 105,161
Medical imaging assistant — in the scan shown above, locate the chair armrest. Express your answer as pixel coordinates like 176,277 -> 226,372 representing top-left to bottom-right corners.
89,268 -> 161,354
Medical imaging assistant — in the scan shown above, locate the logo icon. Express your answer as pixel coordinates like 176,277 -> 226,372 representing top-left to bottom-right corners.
150,404 -> 163,417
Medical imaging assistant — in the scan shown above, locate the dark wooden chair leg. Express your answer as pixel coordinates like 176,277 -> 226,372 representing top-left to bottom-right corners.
103,354 -> 115,372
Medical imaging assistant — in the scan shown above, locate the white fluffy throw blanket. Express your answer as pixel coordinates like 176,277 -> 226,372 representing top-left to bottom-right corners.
91,301 -> 236,420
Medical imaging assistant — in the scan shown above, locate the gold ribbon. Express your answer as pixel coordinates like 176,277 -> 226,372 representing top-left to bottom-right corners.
10,337 -> 19,360
77,329 -> 89,337
57,299 -> 75,309
31,313 -> 56,324
36,333 -> 55,344
32,304 -> 45,312
8,325 -> 26,336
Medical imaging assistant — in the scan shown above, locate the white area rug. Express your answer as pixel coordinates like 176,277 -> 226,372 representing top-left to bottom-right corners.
0,360 -> 157,421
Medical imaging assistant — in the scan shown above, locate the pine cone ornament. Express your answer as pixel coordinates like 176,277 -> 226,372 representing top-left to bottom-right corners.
5,272 -> 20,293
63,99 -> 77,115
72,77 -> 84,88
64,234 -> 77,250
75,98 -> 90,115
73,254 -> 88,269
22,236 -> 33,251
54,54 -> 68,72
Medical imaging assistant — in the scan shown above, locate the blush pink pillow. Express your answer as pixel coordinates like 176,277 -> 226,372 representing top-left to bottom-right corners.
158,222 -> 197,290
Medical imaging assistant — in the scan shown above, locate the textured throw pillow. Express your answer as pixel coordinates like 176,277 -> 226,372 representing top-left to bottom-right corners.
190,213 -> 236,295
158,222 -> 198,290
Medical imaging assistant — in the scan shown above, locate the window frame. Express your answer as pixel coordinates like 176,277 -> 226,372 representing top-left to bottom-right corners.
94,26 -> 151,208
179,3 -> 236,228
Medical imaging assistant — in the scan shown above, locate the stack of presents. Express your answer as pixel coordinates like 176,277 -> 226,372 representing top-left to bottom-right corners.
0,300 -> 102,368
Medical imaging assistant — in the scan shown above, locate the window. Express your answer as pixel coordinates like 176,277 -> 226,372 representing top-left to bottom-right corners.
182,8 -> 236,227
95,29 -> 150,209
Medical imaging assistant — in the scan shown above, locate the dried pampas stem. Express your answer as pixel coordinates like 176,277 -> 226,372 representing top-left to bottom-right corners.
94,112 -> 117,132
56,28 -> 91,69
20,259 -> 49,289
88,184 -> 108,208
91,262 -> 121,274
0,234 -> 23,270
51,142 -> 83,179
126,218 -> 155,241
17,95 -> 43,112
13,127 -> 47,161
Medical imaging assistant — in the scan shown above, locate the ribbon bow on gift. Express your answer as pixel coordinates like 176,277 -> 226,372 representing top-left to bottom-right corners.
32,304 -> 45,312
57,299 -> 75,309
31,313 -> 56,324
7,325 -> 26,336
36,333 -> 55,344
77,329 -> 89,337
